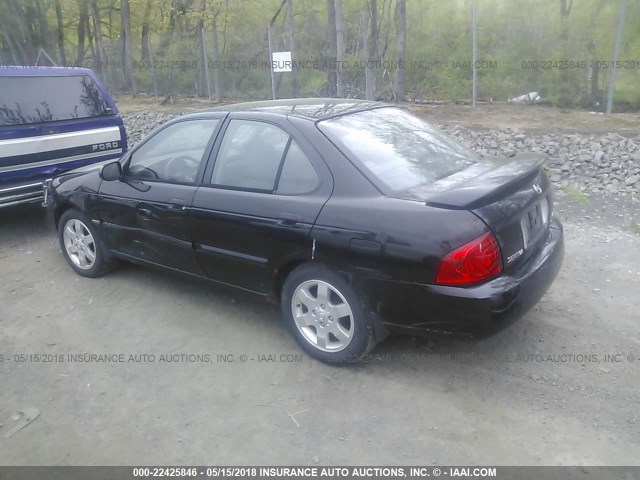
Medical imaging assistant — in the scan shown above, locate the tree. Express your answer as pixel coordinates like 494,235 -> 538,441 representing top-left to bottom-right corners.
76,0 -> 89,66
141,0 -> 153,62
210,3 -> 224,100
35,0 -> 50,54
285,0 -> 299,97
364,0 -> 378,99
335,0 -> 345,97
91,0 -> 108,78
393,0 -> 406,101
326,0 -> 337,96
120,0 -> 136,91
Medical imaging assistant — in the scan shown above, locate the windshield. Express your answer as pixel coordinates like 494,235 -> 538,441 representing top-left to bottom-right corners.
318,107 -> 479,193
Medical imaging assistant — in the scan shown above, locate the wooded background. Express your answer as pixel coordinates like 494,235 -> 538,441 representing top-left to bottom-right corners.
1,0 -> 639,110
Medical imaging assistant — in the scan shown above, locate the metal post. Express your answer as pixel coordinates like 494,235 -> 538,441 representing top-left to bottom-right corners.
267,21 -> 276,100
471,1 -> 477,108
606,0 -> 627,114
202,28 -> 212,101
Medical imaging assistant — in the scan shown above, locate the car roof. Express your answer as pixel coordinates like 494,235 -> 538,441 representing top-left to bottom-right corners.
0,66 -> 95,77
207,98 -> 392,120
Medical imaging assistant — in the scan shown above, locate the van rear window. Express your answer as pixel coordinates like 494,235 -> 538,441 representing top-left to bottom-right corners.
0,75 -> 112,126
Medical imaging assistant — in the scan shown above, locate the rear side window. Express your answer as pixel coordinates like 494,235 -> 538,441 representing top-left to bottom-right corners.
318,107 -> 478,192
210,120 -> 290,191
0,75 -> 111,126
276,142 -> 319,195
210,119 -> 320,194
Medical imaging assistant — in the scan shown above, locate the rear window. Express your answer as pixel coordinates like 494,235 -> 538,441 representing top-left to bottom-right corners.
0,75 -> 111,126
318,107 -> 478,192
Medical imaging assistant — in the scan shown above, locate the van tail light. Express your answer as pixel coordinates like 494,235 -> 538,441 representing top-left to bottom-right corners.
435,232 -> 502,286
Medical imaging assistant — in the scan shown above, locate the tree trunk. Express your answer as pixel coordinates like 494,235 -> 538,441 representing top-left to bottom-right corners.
76,0 -> 88,66
91,2 -> 104,68
326,0 -> 337,96
86,12 -> 96,66
35,0 -> 50,52
196,3 -> 206,97
285,0 -> 299,96
91,1 -> 111,83
24,2 -> 39,52
141,0 -> 153,61
335,0 -> 345,97
211,14 -> 223,100
363,8 -> 373,99
393,0 -> 406,102
369,0 -> 379,62
120,0 -> 136,92
559,0 -> 572,91
157,0 -> 178,57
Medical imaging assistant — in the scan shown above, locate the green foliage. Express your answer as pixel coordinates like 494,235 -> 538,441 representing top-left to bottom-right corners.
1,0 -> 639,108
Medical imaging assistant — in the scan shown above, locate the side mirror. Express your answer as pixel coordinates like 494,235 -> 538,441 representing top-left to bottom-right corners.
100,161 -> 122,181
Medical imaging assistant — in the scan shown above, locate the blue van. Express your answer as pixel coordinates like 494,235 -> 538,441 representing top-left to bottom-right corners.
0,67 -> 127,207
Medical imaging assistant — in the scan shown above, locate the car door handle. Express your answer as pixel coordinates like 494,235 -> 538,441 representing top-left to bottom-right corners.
137,207 -> 153,218
278,214 -> 299,226
169,198 -> 188,211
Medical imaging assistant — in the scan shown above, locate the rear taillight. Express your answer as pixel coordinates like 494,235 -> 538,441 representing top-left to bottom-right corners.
435,232 -> 502,286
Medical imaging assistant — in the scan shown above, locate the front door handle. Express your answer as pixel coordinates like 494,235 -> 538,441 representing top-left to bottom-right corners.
278,214 -> 299,226
137,207 -> 153,217
169,198 -> 188,211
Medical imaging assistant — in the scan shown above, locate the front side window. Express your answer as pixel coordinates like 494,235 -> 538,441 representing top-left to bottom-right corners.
127,119 -> 219,184
318,107 -> 478,193
211,120 -> 290,191
0,75 -> 111,126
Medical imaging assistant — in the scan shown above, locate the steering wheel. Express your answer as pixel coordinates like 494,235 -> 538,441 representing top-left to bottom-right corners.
165,155 -> 200,183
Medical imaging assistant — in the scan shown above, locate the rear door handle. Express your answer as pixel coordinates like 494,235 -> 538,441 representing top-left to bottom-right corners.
278,214 -> 299,226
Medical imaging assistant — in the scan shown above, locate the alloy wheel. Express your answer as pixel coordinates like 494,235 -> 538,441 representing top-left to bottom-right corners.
291,279 -> 354,352
62,219 -> 97,270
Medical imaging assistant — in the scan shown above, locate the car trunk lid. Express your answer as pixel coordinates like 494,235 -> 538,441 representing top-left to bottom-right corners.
407,153 -> 552,270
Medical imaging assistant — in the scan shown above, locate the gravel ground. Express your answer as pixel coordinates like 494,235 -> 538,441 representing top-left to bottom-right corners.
1,106 -> 639,465
1,198 -> 639,465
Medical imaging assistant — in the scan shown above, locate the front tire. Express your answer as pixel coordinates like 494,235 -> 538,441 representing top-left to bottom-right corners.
58,209 -> 111,278
281,264 -> 376,364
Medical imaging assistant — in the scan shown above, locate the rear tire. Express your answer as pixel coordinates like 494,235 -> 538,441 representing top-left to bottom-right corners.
58,209 -> 111,278
281,264 -> 376,364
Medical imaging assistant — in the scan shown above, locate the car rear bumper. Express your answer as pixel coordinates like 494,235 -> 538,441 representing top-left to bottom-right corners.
374,218 -> 564,337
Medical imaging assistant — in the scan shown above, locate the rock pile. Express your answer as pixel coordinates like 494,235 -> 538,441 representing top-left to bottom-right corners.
123,111 -> 179,146
441,125 -> 640,195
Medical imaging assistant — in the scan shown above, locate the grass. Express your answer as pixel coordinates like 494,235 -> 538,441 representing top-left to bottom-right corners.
629,224 -> 640,235
561,184 -> 592,208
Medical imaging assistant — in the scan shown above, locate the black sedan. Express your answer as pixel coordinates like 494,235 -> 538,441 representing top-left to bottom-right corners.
44,99 -> 564,364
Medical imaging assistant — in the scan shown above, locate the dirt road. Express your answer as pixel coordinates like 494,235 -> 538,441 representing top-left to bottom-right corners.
1,198 -> 639,465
